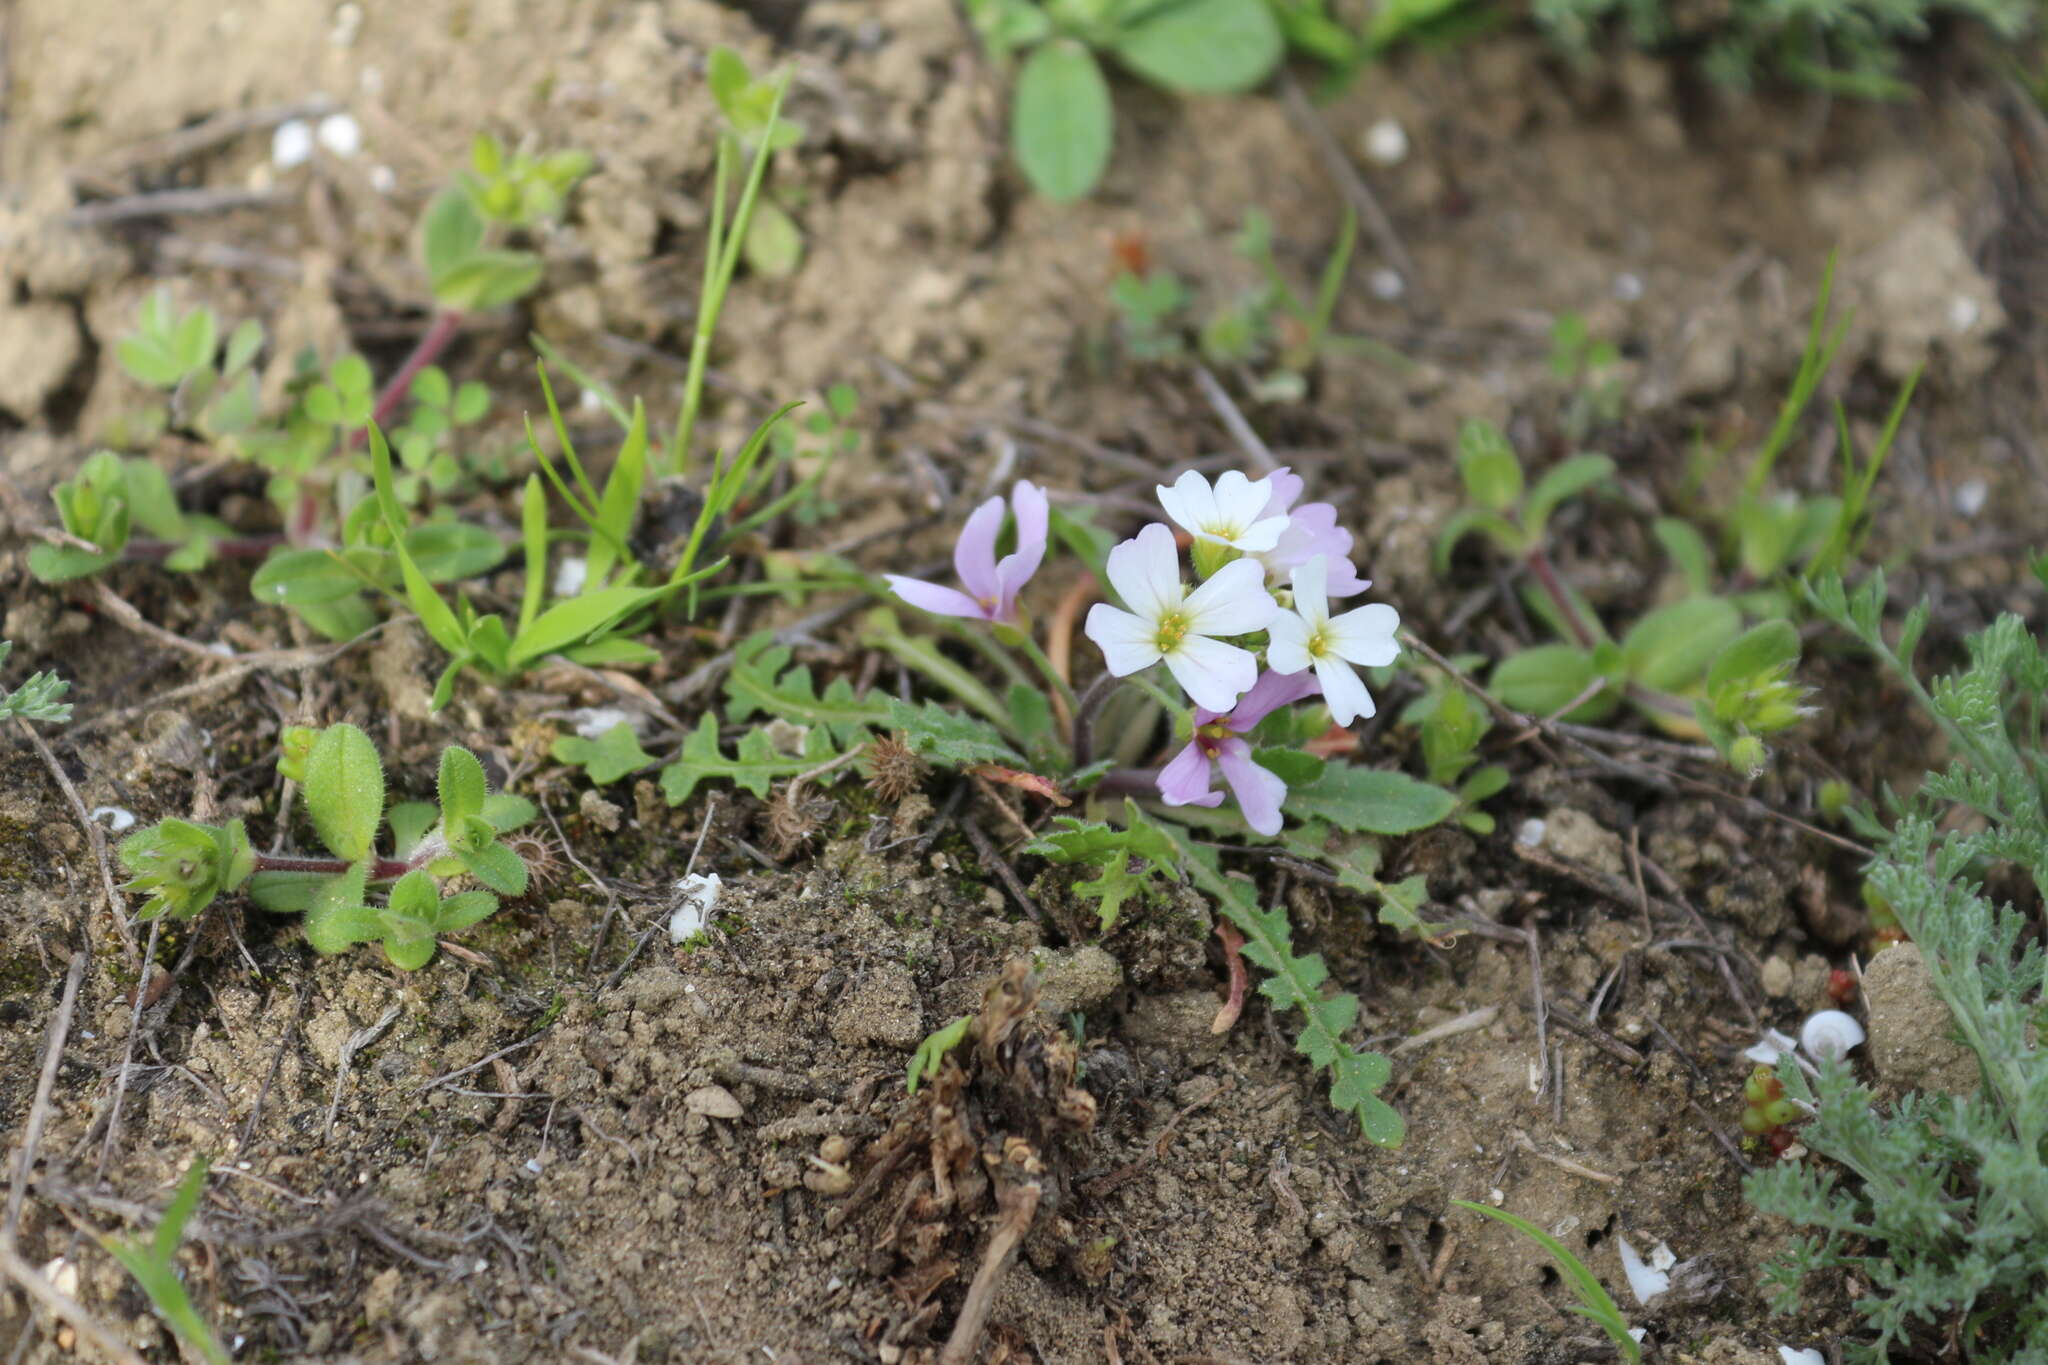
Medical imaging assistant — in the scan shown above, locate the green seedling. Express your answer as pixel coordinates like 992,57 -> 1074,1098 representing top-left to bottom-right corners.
1024,799 -> 1181,929
118,723 -> 534,969
1400,679 -> 1509,834
707,48 -> 809,278
965,0 -> 1285,201
28,450 -> 241,582
907,1015 -> 974,1093
1548,312 -> 1627,443
112,290 -> 263,448
1439,415 -> 1809,767
1266,0 -> 1493,75
100,1159 -> 231,1365
1453,1201 -> 1640,1363
0,641 -> 72,726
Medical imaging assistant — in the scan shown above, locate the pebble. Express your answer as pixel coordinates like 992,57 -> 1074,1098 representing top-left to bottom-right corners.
684,1084 -> 744,1119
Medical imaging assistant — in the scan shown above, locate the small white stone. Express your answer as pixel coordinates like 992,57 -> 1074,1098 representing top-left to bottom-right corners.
553,555 -> 589,598
669,872 -> 723,943
685,1083 -> 745,1119
369,164 -> 397,194
1779,1349 -> 1825,1365
1801,1008 -> 1865,1061
1954,478 -> 1988,518
1616,1233 -> 1669,1305
579,387 -> 603,412
1515,818 -> 1546,847
1614,272 -> 1644,302
88,806 -> 137,833
1647,1240 -> 1676,1271
1948,295 -> 1981,332
1363,118 -> 1409,166
272,120 -> 315,170
41,1257 -> 77,1297
316,113 -> 362,158
1369,268 -> 1405,300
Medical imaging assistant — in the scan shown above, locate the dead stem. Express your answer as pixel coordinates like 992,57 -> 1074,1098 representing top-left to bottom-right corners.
938,1146 -> 1043,1365
6,952 -> 86,1243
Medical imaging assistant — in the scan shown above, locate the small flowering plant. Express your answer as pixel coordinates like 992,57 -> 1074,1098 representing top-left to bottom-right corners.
862,462 -> 1463,1148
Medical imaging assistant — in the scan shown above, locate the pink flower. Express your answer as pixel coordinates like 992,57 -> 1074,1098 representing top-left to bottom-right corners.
885,481 -> 1048,625
1254,468 -> 1368,596
1156,669 -> 1321,836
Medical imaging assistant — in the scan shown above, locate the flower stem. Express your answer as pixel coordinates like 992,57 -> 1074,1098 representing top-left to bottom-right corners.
1070,670 -> 1123,769
1012,632 -> 1079,730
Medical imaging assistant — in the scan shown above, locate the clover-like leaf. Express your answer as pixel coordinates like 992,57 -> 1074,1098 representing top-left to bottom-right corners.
551,722 -> 655,784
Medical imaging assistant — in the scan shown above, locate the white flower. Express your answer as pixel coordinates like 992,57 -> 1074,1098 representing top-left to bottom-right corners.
1265,556 -> 1400,725
1156,470 -> 1291,554
1779,1349 -> 1825,1365
1084,523 -> 1275,712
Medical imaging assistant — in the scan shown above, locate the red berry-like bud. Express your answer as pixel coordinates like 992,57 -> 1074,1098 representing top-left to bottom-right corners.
1768,1129 -> 1796,1156
1827,969 -> 1857,1004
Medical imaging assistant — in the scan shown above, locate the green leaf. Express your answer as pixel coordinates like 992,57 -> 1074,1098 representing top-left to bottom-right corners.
460,840 -> 529,896
907,1015 -> 973,1094
302,724 -> 385,861
437,745 -> 487,825
1455,417 -> 1523,511
1111,0 -> 1283,93
1023,800 -> 1179,930
1620,596 -> 1741,692
1282,765 -> 1456,835
431,250 -> 544,311
481,793 -> 536,832
28,542 -> 121,583
1012,40 -> 1113,202
1653,516 -> 1715,595
743,199 -> 804,277
434,890 -> 499,933
1524,453 -> 1615,536
885,698 -> 1024,768
551,722 -> 655,784
707,47 -> 751,117
387,801 -> 438,858
659,713 -> 846,806
116,333 -> 188,388
1490,644 -> 1611,719
421,187 -> 486,282
1453,1203 -> 1639,1362
583,399 -> 650,590
507,583 -> 671,666
369,425 -> 470,659
1708,619 -> 1801,693
723,632 -> 889,746
251,549 -> 365,607
301,862 -> 378,954
404,522 -> 508,583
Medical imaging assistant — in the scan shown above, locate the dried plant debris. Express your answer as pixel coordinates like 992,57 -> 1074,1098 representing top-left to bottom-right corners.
828,958 -> 1096,1362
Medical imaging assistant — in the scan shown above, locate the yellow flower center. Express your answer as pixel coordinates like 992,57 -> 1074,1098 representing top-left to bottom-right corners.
1153,610 -> 1191,653
1305,627 -> 1332,660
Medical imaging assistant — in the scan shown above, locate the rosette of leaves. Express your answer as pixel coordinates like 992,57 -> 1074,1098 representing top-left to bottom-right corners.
111,289 -> 263,447
28,451 -> 233,582
964,0 -> 1285,201
421,133 -> 592,312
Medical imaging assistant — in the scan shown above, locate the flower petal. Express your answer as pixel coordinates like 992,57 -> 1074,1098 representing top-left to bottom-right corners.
1314,654 -> 1375,726
1157,740 -> 1223,807
1156,471 -> 1218,538
1215,739 -> 1287,836
1327,602 -> 1402,666
1164,635 -> 1258,713
1183,557 -> 1276,636
1085,604 -> 1161,676
993,480 -> 1050,618
885,575 -> 990,621
1105,523 -> 1183,622
953,496 -> 1005,604
1264,611 -> 1313,675
1227,669 -> 1321,731
1289,556 -> 1331,629
1323,557 -> 1371,597
1258,468 -> 1303,519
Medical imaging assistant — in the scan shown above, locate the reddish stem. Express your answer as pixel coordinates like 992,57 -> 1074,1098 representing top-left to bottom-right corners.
254,853 -> 417,881
1524,547 -> 1600,649
124,533 -> 286,562
1210,920 -> 1248,1035
346,309 -> 467,450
